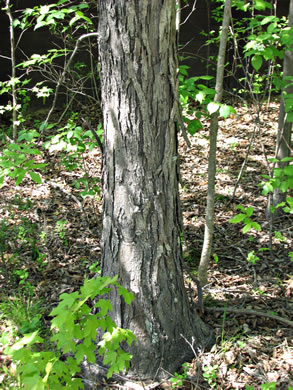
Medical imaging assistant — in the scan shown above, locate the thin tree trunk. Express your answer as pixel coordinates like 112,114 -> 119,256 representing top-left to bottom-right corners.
198,0 -> 231,286
89,0 -> 215,381
268,0 -> 293,217
5,0 -> 17,141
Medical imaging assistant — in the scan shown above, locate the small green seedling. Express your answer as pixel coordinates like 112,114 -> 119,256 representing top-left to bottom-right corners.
170,362 -> 190,389
213,253 -> 219,264
202,364 -> 218,388
229,205 -> 261,234
55,219 -> 68,246
247,250 -> 260,265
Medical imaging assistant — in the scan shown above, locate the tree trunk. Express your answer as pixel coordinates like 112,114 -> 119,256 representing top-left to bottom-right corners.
95,0 -> 215,380
198,0 -> 231,286
269,0 -> 293,216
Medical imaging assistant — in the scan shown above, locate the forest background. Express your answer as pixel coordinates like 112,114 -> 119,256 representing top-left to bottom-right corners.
0,0 -> 292,389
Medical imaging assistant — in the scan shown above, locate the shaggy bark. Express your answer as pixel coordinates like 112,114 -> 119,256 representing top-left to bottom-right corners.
91,0 -> 215,381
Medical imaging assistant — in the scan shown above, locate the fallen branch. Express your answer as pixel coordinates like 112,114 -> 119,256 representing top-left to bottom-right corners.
205,306 -> 293,328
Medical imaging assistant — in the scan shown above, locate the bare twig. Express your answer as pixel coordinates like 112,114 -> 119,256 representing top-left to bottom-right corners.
205,306 -> 293,328
231,123 -> 257,200
180,0 -> 198,25
45,32 -> 99,124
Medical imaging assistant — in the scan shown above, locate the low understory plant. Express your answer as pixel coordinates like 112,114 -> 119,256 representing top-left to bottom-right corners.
261,157 -> 293,216
170,362 -> 191,389
3,275 -> 136,389
229,205 -> 261,235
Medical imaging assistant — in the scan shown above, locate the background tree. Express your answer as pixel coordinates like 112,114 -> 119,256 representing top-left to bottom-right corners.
96,0 -> 215,380
198,0 -> 232,286
269,0 -> 293,216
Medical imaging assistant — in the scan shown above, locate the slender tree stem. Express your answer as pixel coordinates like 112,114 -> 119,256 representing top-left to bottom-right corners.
198,0 -> 231,286
5,0 -> 18,141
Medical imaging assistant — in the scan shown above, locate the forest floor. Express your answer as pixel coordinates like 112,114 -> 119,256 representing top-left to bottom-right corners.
0,99 -> 292,389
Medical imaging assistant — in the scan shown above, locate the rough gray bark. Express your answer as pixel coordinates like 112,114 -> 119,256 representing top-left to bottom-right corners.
93,0 -> 214,381
269,0 -> 293,216
198,0 -> 231,286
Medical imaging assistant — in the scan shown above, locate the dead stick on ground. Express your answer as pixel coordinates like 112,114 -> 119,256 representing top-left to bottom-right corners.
205,306 -> 293,328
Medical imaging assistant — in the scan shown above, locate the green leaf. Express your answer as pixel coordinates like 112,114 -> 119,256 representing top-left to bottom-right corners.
118,286 -> 134,305
219,104 -> 231,118
284,165 -> 293,176
251,55 -> 263,71
254,0 -> 272,10
281,157 -> 293,163
251,222 -> 261,231
235,204 -> 246,212
287,112 -> 293,122
50,291 -> 79,317
260,15 -> 276,25
246,206 -> 254,217
22,375 -> 44,390
15,168 -> 26,185
207,102 -> 220,114
263,47 -> 274,60
8,143 -> 22,151
229,213 -> 246,223
29,171 -> 42,184
186,119 -> 202,135
84,317 -> 100,341
242,223 -> 252,234
279,181 -> 289,192
6,331 -> 43,353
262,182 -> 274,195
95,299 -> 112,316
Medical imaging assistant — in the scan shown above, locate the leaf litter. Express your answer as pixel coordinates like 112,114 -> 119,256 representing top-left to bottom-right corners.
0,100 -> 292,389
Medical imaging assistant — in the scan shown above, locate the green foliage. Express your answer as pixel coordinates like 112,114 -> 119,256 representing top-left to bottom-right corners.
245,383 -> 279,390
4,276 -> 136,389
261,383 -> 277,390
283,76 -> 293,122
20,2 -> 93,32
0,78 -> 31,136
0,128 -> 47,187
237,10 -> 293,99
55,219 -> 68,246
213,253 -> 219,264
15,0 -> 100,112
44,114 -> 102,198
243,15 -> 288,70
178,64 -> 236,135
229,205 -> 261,234
261,157 -> 293,214
0,295 -> 43,336
246,250 -> 260,265
210,0 -> 292,101
202,364 -> 218,388
170,362 -> 190,389
0,211 -> 47,286
13,268 -> 34,293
